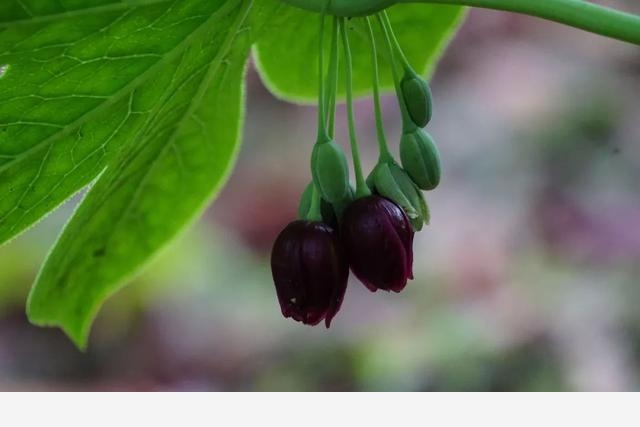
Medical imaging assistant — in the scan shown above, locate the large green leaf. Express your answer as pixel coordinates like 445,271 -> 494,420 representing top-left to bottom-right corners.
0,0 -> 276,349
254,3 -> 466,102
0,0 -> 250,245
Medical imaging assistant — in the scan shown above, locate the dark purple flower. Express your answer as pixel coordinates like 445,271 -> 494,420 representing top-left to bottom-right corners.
342,196 -> 414,293
270,220 -> 349,327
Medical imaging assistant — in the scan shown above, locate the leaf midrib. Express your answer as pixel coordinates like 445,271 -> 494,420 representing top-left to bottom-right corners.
0,0 -> 241,175
106,0 -> 252,242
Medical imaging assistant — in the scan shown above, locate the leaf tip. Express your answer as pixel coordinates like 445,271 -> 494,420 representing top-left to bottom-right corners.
26,298 -> 91,352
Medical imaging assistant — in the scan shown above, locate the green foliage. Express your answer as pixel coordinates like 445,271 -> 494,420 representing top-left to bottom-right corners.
0,0 -> 465,348
254,3 -> 466,102
0,0 -> 276,348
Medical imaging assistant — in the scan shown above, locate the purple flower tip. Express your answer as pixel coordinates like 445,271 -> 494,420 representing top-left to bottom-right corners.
341,196 -> 415,293
271,220 -> 349,328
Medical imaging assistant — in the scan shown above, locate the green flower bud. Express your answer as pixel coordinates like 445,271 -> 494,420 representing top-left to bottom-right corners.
368,161 -> 430,231
400,72 -> 433,128
311,139 -> 350,204
400,128 -> 441,191
299,182 -> 354,227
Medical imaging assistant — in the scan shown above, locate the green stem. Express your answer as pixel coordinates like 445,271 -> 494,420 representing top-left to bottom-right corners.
316,8 -> 329,142
406,0 -> 640,45
378,13 -> 417,134
340,18 -> 371,199
365,17 -> 394,164
380,11 -> 414,76
307,184 -> 323,222
280,0 -> 640,45
325,17 -> 339,138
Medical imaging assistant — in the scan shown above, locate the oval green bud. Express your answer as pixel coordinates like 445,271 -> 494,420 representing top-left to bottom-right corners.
400,128 -> 441,191
298,182 -> 341,227
311,139 -> 350,204
368,162 -> 429,231
401,73 -> 433,128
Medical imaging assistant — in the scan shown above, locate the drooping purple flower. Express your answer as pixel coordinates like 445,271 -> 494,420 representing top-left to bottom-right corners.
270,220 -> 349,327
341,196 -> 414,293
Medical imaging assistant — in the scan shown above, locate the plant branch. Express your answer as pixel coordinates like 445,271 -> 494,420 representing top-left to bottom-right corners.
280,0 -> 640,45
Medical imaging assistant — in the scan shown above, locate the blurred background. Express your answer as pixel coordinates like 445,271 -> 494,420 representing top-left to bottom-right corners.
0,1 -> 639,391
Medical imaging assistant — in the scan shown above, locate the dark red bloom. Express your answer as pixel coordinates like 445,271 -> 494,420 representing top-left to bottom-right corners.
270,220 -> 349,327
341,196 -> 414,292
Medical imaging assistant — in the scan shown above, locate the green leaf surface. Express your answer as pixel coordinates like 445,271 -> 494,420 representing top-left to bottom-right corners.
254,3 -> 466,102
0,0 -> 167,24
0,0 -> 276,349
1,0 -> 236,244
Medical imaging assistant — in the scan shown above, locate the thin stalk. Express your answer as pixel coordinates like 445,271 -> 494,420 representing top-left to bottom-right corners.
380,11 -> 413,75
340,18 -> 371,199
316,10 -> 329,142
325,17 -> 339,138
378,13 -> 417,134
365,17 -> 394,164
307,184 -> 323,222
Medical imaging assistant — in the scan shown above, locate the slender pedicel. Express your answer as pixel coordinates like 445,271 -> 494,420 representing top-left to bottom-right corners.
377,13 -> 416,134
381,11 -> 433,128
340,17 -> 371,199
316,7 -> 329,142
311,8 -> 351,205
325,16 -> 340,138
365,17 -> 394,164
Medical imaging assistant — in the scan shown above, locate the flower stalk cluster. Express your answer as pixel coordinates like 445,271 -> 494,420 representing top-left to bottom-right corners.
271,10 -> 442,326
